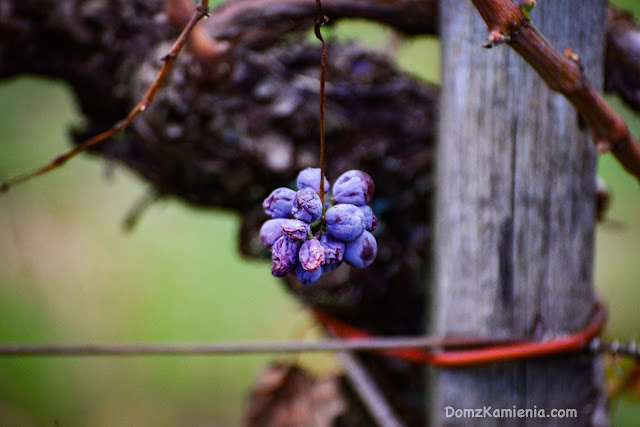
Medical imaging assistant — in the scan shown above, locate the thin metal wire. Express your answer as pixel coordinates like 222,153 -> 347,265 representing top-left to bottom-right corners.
0,335 -> 522,357
590,338 -> 640,361
0,338 -> 636,360
0,304 -> 631,362
315,299 -> 609,367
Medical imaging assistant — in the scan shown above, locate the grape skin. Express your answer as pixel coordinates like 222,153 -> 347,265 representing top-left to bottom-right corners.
299,238 -> 326,271
325,204 -> 366,242
281,219 -> 310,242
344,231 -> 378,268
358,205 -> 378,232
296,264 -> 323,285
296,168 -> 330,193
271,237 -> 300,277
332,170 -> 375,206
260,169 -> 378,284
262,187 -> 296,218
259,218 -> 288,248
292,188 -> 323,223
320,232 -> 345,265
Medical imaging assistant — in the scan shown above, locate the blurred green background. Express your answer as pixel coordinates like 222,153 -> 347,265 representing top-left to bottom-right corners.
0,1 -> 639,425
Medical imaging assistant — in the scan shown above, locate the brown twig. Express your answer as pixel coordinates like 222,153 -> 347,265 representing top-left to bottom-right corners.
171,0 -> 640,117
169,0 -> 640,119
471,0 -> 640,184
0,1 -> 212,193
203,0 -> 437,40
166,0 -> 229,66
4,1 -> 640,191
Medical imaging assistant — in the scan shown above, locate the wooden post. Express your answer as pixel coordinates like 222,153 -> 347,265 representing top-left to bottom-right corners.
432,0 -> 607,425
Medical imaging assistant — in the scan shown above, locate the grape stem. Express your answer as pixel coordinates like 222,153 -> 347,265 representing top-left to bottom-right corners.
314,0 -> 329,213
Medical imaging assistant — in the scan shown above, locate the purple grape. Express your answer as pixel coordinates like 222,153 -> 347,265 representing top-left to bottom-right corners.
299,238 -> 326,271
358,205 -> 378,232
292,188 -> 323,223
296,264 -> 323,285
281,219 -> 310,242
260,168 -> 378,283
322,262 -> 341,273
296,168 -> 330,193
262,187 -> 296,218
320,232 -> 345,265
325,204 -> 365,242
259,218 -> 288,248
332,170 -> 375,206
271,237 -> 300,277
344,231 -> 377,268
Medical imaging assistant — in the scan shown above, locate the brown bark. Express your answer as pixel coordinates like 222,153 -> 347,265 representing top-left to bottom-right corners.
203,0 -> 437,40
171,0 -> 640,119
167,0 -> 640,119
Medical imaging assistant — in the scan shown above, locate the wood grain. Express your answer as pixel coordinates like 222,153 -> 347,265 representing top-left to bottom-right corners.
432,1 -> 606,424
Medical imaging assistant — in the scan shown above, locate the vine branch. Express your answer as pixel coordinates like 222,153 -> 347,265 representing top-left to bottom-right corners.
169,0 -> 640,121
0,0 -> 212,193
3,0 -> 640,190
202,0 -> 437,39
471,0 -> 640,184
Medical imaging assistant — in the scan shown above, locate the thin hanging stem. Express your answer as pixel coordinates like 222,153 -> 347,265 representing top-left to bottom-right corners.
314,0 -> 329,210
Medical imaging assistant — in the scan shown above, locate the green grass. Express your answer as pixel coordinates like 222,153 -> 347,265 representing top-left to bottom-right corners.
0,78 -> 310,425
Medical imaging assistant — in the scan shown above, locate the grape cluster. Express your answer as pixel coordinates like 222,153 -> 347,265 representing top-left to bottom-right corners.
260,168 -> 378,285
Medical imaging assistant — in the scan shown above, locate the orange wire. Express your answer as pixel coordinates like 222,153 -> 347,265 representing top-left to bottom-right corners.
313,299 -> 606,368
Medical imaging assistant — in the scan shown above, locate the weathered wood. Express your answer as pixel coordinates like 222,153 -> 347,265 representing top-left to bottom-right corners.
432,1 -> 607,425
